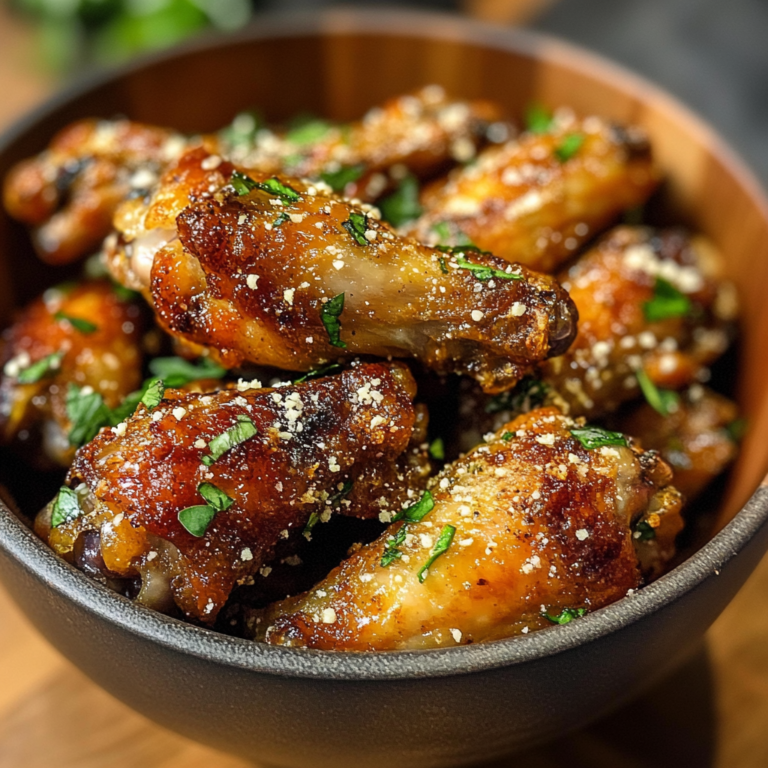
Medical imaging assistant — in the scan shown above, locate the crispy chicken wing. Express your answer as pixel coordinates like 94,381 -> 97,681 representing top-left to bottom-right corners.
36,363 -> 430,623
106,148 -> 577,392
621,384 -> 739,501
0,280 -> 144,465
405,115 -> 658,272
2,119 -> 189,264
256,407 -> 682,650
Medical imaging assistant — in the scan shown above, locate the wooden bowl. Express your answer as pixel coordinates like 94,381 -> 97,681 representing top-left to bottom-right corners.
1,9 -> 768,768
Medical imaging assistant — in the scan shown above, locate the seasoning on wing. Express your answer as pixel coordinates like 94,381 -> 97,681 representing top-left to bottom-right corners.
256,407 -> 682,650
0,280 -> 145,465
405,114 -> 659,273
35,363 -> 431,623
107,148 -> 577,392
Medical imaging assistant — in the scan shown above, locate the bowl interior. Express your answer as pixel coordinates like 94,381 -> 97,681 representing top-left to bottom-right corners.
1,10 -> 767,575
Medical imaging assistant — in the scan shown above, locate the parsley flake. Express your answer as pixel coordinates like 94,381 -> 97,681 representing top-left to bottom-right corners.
636,369 -> 680,417
50,486 -> 82,528
230,172 -> 301,203
417,524 -> 456,583
437,257 -> 449,274
431,220 -> 474,247
543,607 -> 587,625
381,526 -> 408,567
320,163 -> 365,193
342,211 -> 370,246
140,378 -> 165,411
725,418 -> 747,443
453,254 -> 522,282
149,356 -> 226,388
486,378 -> 549,414
379,175 -> 422,227
429,438 -> 445,460
293,363 -> 342,384
16,351 -> 64,384
273,211 -> 291,227
303,478 -> 354,536
320,292 -> 347,348
219,110 -> 263,148
201,414 -> 258,466
66,384 -> 112,446
198,482 -> 234,511
569,425 -> 627,450
643,276 -> 692,322
53,311 -> 98,334
381,491 -> 436,568
286,117 -> 332,145
633,521 -> 656,541
554,133 -> 584,163
178,505 -> 218,537
501,431 -> 514,441
525,103 -> 555,134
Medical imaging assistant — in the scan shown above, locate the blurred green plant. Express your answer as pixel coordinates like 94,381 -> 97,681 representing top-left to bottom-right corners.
11,0 -> 254,72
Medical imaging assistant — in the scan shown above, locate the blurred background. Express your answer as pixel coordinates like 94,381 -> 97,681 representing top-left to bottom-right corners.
3,0 -> 768,186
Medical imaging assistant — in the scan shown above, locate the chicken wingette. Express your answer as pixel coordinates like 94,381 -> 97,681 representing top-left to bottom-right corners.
255,407 -> 683,650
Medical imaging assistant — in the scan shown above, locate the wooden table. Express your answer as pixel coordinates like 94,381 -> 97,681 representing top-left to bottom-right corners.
2,5 -> 768,767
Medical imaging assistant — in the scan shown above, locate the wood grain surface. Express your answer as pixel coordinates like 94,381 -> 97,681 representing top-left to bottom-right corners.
2,5 -> 768,767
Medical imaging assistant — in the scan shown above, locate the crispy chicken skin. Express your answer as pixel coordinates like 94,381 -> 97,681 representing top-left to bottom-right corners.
2,119 -> 188,264
0,280 -> 144,465
621,385 -> 739,501
106,148 -> 577,392
406,115 -> 658,273
36,363 -> 431,623
256,407 -> 682,650
222,85 -> 504,200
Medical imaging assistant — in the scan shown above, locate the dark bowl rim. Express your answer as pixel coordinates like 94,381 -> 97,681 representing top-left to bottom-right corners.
2,6 -> 768,682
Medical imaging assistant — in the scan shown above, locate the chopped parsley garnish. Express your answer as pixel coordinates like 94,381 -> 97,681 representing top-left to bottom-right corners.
429,438 -> 445,460
201,414 -> 258,466
554,133 -> 584,163
485,378 -> 549,415
293,363 -> 342,384
230,172 -> 301,204
139,378 -> 165,411
643,276 -> 692,322
431,220 -> 474,247
725,417 -> 747,443
320,292 -> 347,348
636,368 -> 680,417
437,257 -> 449,274
178,505 -> 218,537
417,524 -> 455,583
148,356 -> 226,388
569,425 -> 627,450
50,486 -> 82,528
342,211 -> 370,246
543,607 -> 587,625
285,117 -> 332,145
198,482 -> 234,511
525,103 -> 555,134
320,163 -> 365,193
53,311 -> 98,334
16,351 -> 64,384
219,110 -> 263,147
379,175 -> 422,227
273,211 -> 291,227
303,478 -> 354,536
501,431 -> 514,441
633,521 -> 657,541
381,491 -> 436,568
453,255 -> 522,282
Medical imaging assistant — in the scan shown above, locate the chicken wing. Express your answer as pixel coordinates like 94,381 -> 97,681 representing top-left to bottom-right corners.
36,363 -> 430,623
106,148 -> 577,392
256,407 -> 682,650
405,115 -> 658,273
0,280 -> 145,465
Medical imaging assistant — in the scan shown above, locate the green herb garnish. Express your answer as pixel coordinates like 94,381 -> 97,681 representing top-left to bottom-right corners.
485,378 -> 549,415
633,521 -> 656,541
569,425 -> 627,450
437,257 -> 449,274
66,384 -> 112,446
543,607 -> 587,625
381,491 -> 436,568
643,276 -> 692,322
16,351 -> 64,384
379,175 -> 422,227
320,292 -> 347,349
293,363 -> 342,384
431,220 -> 474,247
501,431 -> 514,441
140,378 -> 165,411
230,170 -> 259,195
554,133 -> 584,163
198,482 -> 234,511
636,368 -> 680,417
418,524 -> 456,583
320,163 -> 365,193
381,526 -> 408,567
342,211 -> 370,246
50,486 -> 82,528
429,438 -> 445,460
525,103 -> 554,134
273,211 -> 290,227
178,505 -> 218,537
220,110 -> 263,147
303,478 -> 354,536
148,356 -> 226,388
725,417 -> 747,443
452,255 -> 522,282
230,172 -> 301,204
286,117 -> 332,145
53,311 -> 98,334
201,414 -> 258,466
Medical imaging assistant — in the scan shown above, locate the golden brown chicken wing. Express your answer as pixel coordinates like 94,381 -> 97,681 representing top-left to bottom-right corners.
0,280 -> 145,465
256,407 -> 682,650
2,119 -> 188,264
405,115 -> 659,272
36,363 -> 430,623
106,148 -> 577,392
